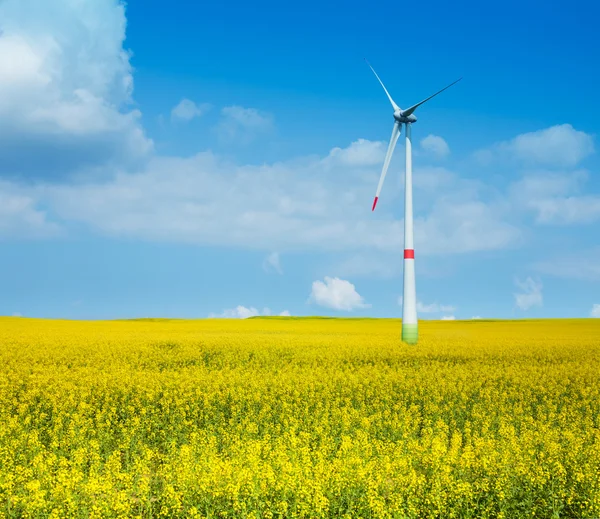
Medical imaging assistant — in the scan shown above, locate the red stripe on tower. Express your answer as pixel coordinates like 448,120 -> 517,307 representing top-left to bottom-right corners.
404,249 -> 415,259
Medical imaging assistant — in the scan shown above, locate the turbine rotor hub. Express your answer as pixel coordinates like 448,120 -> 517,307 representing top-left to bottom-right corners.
394,111 -> 417,124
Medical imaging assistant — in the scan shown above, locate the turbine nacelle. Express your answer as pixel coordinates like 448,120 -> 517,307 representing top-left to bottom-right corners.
394,111 -> 417,124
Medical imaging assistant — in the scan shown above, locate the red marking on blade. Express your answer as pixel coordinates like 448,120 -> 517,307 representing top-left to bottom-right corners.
404,249 -> 415,259
372,197 -> 378,211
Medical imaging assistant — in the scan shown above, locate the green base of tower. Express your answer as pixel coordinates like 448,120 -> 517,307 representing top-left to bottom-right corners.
402,323 -> 418,344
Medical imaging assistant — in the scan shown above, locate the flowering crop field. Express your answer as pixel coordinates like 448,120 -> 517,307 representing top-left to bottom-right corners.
1,316 -> 599,519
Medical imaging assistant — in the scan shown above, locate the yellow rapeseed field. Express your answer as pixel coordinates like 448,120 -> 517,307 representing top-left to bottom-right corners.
0,316 -> 599,519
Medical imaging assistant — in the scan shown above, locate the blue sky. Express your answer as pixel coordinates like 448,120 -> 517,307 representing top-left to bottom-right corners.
1,0 -> 599,320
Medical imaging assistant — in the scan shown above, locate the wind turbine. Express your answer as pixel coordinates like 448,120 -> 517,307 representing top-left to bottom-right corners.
366,59 -> 461,345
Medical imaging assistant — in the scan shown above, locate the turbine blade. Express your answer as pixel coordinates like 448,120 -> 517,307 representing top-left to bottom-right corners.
365,59 -> 400,111
401,77 -> 462,117
372,122 -> 401,211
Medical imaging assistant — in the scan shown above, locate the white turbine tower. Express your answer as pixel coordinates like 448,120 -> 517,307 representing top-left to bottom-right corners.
366,60 -> 461,344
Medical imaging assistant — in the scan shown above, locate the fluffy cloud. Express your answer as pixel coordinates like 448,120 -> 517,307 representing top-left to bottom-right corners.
171,99 -> 210,122
43,150 -> 397,251
531,196 -> 600,225
416,198 -> 520,253
591,305 -> 600,318
217,106 -> 273,143
208,306 -> 290,319
309,277 -> 369,311
0,0 -> 152,180
420,135 -> 450,159
327,139 -> 386,166
510,170 -> 600,225
0,5 -> 587,271
33,142 -> 521,255
478,125 -> 594,168
0,0 -> 525,263
410,166 -> 455,192
441,315 -> 456,320
263,252 -> 282,274
0,183 -> 61,238
514,277 -> 543,311
209,305 -> 260,319
417,301 -> 456,313
504,124 -> 594,168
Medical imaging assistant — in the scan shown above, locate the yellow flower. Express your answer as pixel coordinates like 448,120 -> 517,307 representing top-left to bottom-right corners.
0,316 -> 599,517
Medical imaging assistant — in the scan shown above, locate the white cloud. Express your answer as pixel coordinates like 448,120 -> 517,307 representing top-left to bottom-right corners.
441,315 -> 456,320
0,1 -> 593,288
0,34 -> 50,91
514,277 -> 543,311
591,305 -> 600,318
511,170 -> 587,199
416,301 -> 456,313
535,248 -> 600,281
217,106 -> 273,143
471,316 -> 482,319
327,139 -> 386,166
0,183 -> 61,238
263,252 -> 282,274
416,198 -> 521,254
411,166 -> 455,192
420,135 -> 450,159
0,4 -> 542,261
309,277 -> 369,311
171,99 -> 210,122
478,125 -> 594,169
0,0 -> 153,179
530,196 -> 600,225
510,171 -> 600,225
504,125 -> 594,168
42,149 -> 402,251
209,305 -> 260,319
35,142 -> 520,255
222,106 -> 272,129
472,148 -> 495,166
208,306 -> 290,318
